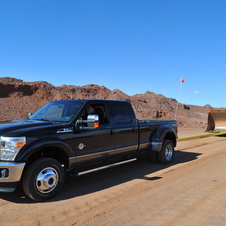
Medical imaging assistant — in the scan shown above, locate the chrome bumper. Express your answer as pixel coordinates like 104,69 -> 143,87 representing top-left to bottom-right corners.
0,162 -> 26,182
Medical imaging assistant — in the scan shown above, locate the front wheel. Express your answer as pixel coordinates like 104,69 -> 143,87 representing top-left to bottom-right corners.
157,139 -> 174,164
22,158 -> 65,201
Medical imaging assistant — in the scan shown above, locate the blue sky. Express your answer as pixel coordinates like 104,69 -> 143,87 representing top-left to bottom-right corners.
1,1 -> 226,107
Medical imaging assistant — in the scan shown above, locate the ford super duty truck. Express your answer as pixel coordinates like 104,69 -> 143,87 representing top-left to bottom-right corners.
0,99 -> 177,201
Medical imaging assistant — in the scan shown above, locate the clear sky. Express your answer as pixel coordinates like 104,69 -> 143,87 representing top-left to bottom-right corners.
1,1 -> 226,107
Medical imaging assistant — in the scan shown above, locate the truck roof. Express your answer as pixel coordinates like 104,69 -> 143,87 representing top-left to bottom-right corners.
54,98 -> 129,103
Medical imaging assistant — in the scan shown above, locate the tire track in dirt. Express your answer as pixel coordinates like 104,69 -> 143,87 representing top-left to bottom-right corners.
68,136 -> 226,226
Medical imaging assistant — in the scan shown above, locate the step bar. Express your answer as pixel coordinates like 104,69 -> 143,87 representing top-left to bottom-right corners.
77,158 -> 137,176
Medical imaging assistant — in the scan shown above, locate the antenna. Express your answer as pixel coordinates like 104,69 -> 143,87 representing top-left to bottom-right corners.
175,77 -> 184,119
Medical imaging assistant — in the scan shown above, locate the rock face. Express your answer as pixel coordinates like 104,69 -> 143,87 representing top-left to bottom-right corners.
0,77 -> 212,129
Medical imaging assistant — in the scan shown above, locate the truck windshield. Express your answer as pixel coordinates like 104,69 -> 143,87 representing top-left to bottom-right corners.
29,101 -> 83,122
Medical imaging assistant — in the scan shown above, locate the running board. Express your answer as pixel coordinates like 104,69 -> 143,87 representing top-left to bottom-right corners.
77,158 -> 137,176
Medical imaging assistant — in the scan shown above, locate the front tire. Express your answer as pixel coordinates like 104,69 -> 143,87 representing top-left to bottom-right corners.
157,139 -> 174,164
22,158 -> 65,202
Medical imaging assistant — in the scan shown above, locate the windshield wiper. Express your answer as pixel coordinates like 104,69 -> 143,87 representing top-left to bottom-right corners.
35,118 -> 53,122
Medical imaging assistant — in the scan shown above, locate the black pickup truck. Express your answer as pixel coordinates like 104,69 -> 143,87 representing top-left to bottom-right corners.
0,99 -> 177,201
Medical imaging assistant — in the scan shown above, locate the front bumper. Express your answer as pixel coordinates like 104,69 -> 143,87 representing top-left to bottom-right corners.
0,162 -> 26,192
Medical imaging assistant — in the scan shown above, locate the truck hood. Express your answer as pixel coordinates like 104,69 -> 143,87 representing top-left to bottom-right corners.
0,120 -> 70,137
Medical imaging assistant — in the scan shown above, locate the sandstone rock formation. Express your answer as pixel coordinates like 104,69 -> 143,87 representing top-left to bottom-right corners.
0,77 -> 212,129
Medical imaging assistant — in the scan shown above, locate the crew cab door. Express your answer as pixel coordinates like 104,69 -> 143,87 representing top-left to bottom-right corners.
110,102 -> 139,156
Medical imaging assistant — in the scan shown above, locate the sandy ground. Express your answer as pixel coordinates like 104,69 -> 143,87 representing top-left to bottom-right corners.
0,129 -> 226,226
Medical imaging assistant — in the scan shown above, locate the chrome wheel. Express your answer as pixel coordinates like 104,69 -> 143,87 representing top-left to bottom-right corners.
157,139 -> 174,164
36,167 -> 59,194
165,144 -> 173,161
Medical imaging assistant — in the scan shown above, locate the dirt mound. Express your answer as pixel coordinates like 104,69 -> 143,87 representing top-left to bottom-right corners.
0,77 -> 212,128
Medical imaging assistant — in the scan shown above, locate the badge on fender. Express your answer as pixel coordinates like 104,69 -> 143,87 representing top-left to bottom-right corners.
77,143 -> 85,150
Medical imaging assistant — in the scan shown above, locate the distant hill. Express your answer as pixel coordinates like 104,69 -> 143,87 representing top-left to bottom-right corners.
0,77 -> 212,128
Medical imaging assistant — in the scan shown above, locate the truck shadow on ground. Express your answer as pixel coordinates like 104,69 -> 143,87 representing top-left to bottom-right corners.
0,149 -> 202,204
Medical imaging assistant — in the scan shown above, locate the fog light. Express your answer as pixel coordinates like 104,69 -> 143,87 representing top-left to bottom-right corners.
0,169 -> 9,178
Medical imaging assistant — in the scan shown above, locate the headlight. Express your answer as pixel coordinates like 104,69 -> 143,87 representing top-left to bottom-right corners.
0,137 -> 26,161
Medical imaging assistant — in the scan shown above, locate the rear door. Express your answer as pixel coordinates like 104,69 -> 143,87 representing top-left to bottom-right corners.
110,102 -> 139,156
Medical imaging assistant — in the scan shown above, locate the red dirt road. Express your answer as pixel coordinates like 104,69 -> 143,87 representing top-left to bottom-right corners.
0,131 -> 226,226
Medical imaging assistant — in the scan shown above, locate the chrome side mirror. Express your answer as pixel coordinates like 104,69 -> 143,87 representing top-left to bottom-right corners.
77,114 -> 100,130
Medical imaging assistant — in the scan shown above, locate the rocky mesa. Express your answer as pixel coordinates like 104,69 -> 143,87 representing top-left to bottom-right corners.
0,77 -> 212,129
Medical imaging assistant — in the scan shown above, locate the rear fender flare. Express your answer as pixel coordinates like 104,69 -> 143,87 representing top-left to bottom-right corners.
150,126 -> 177,152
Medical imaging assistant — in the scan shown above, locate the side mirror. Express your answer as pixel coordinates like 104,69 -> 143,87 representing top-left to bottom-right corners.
77,114 -> 100,130
27,113 -> 33,119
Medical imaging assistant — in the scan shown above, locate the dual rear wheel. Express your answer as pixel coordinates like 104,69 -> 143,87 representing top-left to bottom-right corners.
150,139 -> 174,164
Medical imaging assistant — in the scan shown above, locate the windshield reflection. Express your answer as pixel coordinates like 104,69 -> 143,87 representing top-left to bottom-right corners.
29,101 -> 82,122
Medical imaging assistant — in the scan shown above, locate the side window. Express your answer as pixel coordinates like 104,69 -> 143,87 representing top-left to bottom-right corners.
95,104 -> 108,125
80,103 -> 109,125
113,104 -> 132,124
